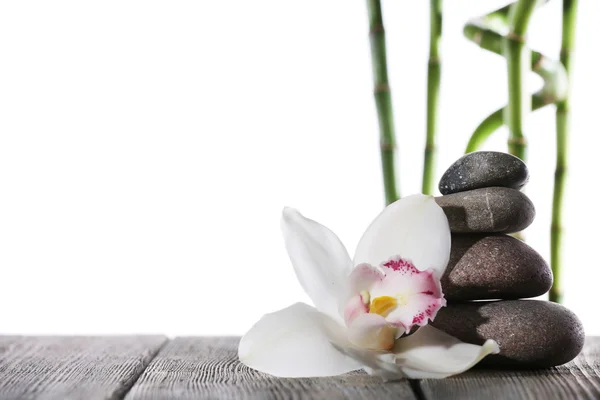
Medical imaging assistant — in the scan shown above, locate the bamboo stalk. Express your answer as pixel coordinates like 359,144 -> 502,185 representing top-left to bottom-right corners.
463,3 -> 567,152
366,0 -> 399,204
505,0 -> 537,161
465,95 -> 547,153
422,0 -> 442,195
550,0 -> 578,304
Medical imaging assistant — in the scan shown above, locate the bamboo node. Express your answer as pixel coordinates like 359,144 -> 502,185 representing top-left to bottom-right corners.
554,166 -> 567,175
551,223 -> 563,231
374,83 -> 390,94
543,94 -> 555,105
507,137 -> 528,146
369,24 -> 385,35
560,47 -> 573,56
428,57 -> 440,65
473,31 -> 483,45
380,142 -> 396,151
506,31 -> 526,43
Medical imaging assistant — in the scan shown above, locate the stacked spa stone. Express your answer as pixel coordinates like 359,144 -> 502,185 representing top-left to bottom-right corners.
432,151 -> 584,368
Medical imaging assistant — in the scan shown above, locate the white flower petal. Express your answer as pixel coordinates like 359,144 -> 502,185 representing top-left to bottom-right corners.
391,325 -> 500,379
347,313 -> 396,351
343,293 -> 369,326
384,293 -> 445,334
347,263 -> 385,298
324,328 -> 406,380
281,207 -> 353,320
336,346 -> 404,380
340,263 -> 384,317
354,194 -> 451,278
238,302 -> 361,378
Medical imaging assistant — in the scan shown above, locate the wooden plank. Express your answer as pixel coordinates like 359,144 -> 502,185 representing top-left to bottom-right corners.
0,335 -> 167,400
417,336 -> 600,400
2,335 -> 598,399
126,336 -> 417,400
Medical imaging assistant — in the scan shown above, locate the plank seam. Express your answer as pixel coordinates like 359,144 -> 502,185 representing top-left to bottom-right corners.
115,337 -> 171,400
409,379 -> 426,400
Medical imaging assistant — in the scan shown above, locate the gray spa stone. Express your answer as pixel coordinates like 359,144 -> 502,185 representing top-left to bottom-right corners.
431,300 -> 585,368
435,187 -> 535,233
442,234 -> 552,301
439,151 -> 529,195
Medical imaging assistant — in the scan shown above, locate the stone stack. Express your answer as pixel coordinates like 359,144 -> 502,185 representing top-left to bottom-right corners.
432,151 -> 584,368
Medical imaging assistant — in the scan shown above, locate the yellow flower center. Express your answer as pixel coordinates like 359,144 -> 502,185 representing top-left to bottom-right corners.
369,295 -> 398,317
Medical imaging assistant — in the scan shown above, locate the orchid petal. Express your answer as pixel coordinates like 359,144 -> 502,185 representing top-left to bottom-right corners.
391,325 -> 500,379
347,263 -> 384,297
281,208 -> 353,320
340,263 -> 383,317
343,293 -> 369,326
385,294 -> 446,335
354,194 -> 451,278
347,313 -> 396,351
335,346 -> 404,380
238,303 -> 361,377
373,262 -> 442,299
370,260 -> 446,333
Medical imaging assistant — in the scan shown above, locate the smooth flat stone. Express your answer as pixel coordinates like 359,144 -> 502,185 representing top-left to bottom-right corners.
431,300 -> 584,368
435,187 -> 535,233
442,234 -> 552,301
439,151 -> 529,195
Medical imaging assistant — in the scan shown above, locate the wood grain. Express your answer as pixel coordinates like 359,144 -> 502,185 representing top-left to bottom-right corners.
1,335 -> 599,399
417,336 -> 600,400
0,335 -> 166,400
125,336 -> 417,400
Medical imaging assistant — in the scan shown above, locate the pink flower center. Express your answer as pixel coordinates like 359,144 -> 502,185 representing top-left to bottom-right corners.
344,256 -> 446,335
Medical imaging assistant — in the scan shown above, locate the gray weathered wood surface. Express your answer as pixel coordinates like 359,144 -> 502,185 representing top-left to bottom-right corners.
0,336 -> 599,399
417,336 -> 600,400
0,335 -> 166,400
125,336 -> 417,400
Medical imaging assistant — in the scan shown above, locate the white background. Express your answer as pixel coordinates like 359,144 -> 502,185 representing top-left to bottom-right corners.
1,0 -> 598,335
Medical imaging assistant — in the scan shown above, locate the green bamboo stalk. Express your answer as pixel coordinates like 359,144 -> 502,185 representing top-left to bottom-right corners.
550,0 -> 578,304
465,109 -> 503,153
463,2 -> 567,152
465,53 -> 564,153
505,0 -> 537,161
465,95 -> 547,153
422,0 -> 442,195
366,0 -> 399,204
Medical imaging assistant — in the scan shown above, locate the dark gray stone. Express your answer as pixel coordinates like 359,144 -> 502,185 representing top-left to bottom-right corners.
442,234 -> 552,301
439,151 -> 529,195
435,187 -> 535,233
431,300 -> 585,368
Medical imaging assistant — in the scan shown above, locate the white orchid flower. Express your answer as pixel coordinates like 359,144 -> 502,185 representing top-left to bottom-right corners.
239,194 -> 499,380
